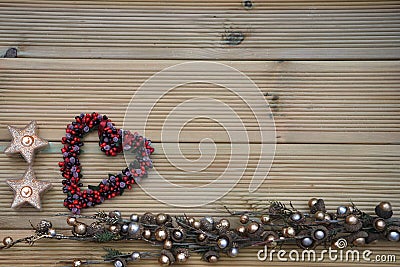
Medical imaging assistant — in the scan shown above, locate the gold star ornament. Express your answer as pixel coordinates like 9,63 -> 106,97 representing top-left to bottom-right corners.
4,120 -> 48,164
6,166 -> 52,210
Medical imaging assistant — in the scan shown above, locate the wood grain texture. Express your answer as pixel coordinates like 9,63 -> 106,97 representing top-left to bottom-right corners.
0,58 -> 399,266
1,59 -> 399,144
0,0 -> 400,266
0,0 -> 399,59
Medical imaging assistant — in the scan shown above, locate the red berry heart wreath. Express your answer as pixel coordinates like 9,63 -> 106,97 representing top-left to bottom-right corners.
59,112 -> 154,214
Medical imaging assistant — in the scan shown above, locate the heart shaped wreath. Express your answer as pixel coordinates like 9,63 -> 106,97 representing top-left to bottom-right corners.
59,112 -> 154,214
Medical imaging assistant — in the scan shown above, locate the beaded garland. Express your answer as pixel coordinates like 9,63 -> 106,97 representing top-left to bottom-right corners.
1,199 -> 399,266
59,112 -> 154,214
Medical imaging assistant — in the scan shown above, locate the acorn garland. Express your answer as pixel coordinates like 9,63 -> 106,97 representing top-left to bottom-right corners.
59,113 -> 154,214
1,199 -> 399,266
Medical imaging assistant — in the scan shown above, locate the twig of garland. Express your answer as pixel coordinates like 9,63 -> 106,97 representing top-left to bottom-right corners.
1,199 -> 399,266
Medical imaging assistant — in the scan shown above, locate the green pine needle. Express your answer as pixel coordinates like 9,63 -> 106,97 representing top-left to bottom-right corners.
103,247 -> 124,260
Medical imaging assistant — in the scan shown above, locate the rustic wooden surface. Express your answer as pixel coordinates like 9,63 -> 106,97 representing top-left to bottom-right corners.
0,0 -> 399,266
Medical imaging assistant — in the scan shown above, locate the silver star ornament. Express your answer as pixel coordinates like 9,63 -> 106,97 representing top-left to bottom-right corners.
6,166 -> 52,210
4,120 -> 48,164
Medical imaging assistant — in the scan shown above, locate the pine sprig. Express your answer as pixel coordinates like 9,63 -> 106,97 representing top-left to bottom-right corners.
102,248 -> 125,260
94,231 -> 118,243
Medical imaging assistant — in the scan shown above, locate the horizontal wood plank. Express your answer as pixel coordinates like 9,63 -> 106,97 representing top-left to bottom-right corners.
1,1 -> 399,266
1,59 -> 399,144
0,1 -> 399,59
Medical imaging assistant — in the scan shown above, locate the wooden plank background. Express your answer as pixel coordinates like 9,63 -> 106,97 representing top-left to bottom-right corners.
0,0 -> 399,266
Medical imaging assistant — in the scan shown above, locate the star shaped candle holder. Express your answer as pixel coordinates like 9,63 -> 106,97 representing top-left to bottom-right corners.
4,120 -> 48,164
4,120 -> 52,210
6,166 -> 52,210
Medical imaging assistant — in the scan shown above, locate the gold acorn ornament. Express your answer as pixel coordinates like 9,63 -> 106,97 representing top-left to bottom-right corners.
262,230 -> 279,248
309,198 -> 326,214
282,226 -> 296,238
260,214 -> 271,225
324,213 -> 335,221
314,211 -> 325,221
344,214 -> 363,232
246,221 -> 264,239
108,224 -> 120,234
186,217 -> 195,225
142,228 -> 152,240
202,250 -> 219,263
2,237 -> 13,247
156,213 -> 171,225
154,227 -> 169,242
345,231 -> 368,246
308,198 -> 318,208
72,222 -> 88,236
239,214 -> 249,224
247,221 -> 260,233
375,201 -> 393,219
159,249 -> 175,266
373,218 -> 387,232
192,220 -> 201,229
216,218 -> 230,233
236,225 -> 246,235
195,233 -> 209,246
72,260 -> 82,267
174,248 -> 190,263
66,216 -> 77,226
163,240 -> 173,250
